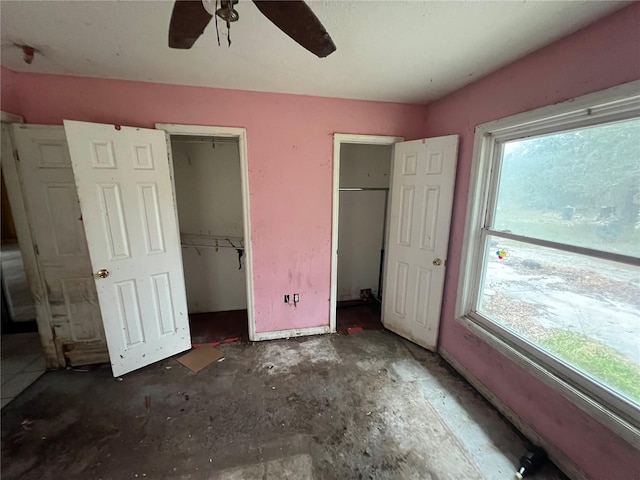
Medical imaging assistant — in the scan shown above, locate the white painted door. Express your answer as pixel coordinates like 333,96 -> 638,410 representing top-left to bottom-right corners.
64,120 -> 191,377
12,125 -> 109,365
383,135 -> 458,350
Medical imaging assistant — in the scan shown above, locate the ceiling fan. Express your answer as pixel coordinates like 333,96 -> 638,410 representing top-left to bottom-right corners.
168,0 -> 336,58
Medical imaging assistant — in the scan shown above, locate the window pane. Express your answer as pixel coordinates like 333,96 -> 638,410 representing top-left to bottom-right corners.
479,236 -> 640,405
493,118 -> 640,258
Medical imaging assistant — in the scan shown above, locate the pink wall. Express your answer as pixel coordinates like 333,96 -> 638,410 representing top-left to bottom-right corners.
424,4 -> 640,478
2,4 -> 638,477
0,67 -> 424,334
1,66 -> 22,115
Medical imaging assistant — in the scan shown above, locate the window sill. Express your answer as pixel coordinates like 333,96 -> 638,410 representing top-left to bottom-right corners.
453,314 -> 640,450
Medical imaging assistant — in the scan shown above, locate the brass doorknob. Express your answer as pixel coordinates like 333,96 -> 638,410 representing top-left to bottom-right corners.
97,269 -> 109,279
432,258 -> 442,266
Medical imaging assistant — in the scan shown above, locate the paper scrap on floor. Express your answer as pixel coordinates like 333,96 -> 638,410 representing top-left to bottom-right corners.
177,346 -> 224,373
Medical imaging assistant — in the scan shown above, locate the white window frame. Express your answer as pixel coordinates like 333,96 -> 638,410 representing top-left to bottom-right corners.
456,80 -> 640,449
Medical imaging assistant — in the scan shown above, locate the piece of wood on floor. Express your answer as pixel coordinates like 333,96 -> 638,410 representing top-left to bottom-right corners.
177,346 -> 224,373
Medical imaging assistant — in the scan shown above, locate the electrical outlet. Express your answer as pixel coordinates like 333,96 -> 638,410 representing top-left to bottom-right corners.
293,294 -> 299,303
284,294 -> 290,304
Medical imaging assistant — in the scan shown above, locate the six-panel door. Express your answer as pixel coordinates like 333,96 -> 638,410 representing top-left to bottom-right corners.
12,125 -> 109,365
383,136 -> 459,350
18,121 -> 457,372
64,121 -> 191,377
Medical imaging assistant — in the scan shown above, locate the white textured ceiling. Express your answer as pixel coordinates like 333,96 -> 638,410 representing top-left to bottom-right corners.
0,0 -> 629,104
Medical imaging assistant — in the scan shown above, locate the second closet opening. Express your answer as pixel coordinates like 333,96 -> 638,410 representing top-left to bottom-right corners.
336,143 -> 393,334
170,134 -> 248,345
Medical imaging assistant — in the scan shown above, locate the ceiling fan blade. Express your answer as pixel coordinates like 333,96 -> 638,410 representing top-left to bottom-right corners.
252,0 -> 336,58
169,0 -> 213,49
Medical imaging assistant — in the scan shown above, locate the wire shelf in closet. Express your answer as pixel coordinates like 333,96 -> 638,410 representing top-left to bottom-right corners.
180,233 -> 244,250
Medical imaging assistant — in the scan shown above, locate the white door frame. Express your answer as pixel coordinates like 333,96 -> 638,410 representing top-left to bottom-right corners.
155,123 -> 257,341
1,114 -> 65,367
330,133 -> 403,333
1,111 -> 24,124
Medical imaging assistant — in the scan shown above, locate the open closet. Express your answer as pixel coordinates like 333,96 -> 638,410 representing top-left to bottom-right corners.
1,170 -> 36,332
336,143 -> 393,333
170,135 -> 248,344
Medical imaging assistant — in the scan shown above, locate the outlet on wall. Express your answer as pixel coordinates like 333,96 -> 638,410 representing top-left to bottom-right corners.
284,294 -> 290,303
293,294 -> 299,303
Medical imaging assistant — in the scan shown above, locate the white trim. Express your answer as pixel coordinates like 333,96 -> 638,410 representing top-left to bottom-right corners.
453,316 -> 640,449
440,348 -> 588,480
474,80 -> 640,142
486,229 -> 639,267
253,325 -> 330,341
156,124 -> 247,138
467,309 -> 640,427
0,111 -> 24,124
456,80 -> 640,448
155,123 -> 257,342
330,134 -> 403,333
0,124 -> 62,367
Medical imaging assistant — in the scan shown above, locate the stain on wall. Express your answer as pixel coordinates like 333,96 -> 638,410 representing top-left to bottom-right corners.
0,66 -> 425,334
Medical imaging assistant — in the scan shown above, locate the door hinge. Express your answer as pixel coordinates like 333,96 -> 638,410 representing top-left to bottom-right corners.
34,244 -> 39,255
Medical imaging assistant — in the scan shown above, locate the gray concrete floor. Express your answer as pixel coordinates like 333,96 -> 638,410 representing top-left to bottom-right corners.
0,331 -> 567,480
1,332 -> 46,408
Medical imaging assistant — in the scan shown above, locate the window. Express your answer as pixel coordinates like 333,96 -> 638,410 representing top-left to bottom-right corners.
459,83 -> 640,438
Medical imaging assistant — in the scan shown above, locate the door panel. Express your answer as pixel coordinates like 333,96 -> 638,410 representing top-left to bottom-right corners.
383,136 -> 458,350
12,125 -> 109,364
64,121 -> 190,377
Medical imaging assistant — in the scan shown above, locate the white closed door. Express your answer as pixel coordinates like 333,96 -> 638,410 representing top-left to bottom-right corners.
383,135 -> 458,350
64,120 -> 191,377
12,125 -> 109,365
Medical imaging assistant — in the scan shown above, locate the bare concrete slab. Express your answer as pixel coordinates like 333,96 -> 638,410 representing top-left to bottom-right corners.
0,331 -> 567,480
210,453 -> 314,480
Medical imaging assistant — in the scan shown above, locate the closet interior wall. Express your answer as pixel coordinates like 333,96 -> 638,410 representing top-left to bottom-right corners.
170,136 -> 247,313
337,144 -> 393,302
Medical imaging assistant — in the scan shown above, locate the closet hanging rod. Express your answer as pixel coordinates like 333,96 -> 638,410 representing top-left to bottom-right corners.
171,140 -> 239,146
181,243 -> 244,250
181,233 -> 243,240
339,187 -> 389,191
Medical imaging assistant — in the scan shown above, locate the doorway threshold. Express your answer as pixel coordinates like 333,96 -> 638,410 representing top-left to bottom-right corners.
189,310 -> 249,346
336,301 -> 384,335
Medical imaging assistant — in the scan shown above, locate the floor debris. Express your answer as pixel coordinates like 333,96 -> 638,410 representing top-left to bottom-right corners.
71,364 -> 101,373
346,326 -> 364,334
20,419 -> 33,430
177,345 -> 225,373
1,332 -> 567,480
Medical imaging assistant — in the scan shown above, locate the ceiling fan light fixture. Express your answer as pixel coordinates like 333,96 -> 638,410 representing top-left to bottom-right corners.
215,6 -> 239,23
202,0 -> 239,23
171,0 -> 336,57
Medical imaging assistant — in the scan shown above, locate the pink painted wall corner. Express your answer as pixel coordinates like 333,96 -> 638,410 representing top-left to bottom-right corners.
424,3 -> 640,478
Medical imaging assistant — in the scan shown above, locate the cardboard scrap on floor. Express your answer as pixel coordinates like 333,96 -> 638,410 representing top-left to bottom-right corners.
177,346 -> 224,374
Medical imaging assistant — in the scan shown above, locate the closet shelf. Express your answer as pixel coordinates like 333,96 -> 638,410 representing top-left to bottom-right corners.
180,233 -> 244,250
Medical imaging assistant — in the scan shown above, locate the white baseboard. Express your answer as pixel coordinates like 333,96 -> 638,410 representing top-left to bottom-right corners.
439,349 -> 587,480
253,325 -> 330,342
